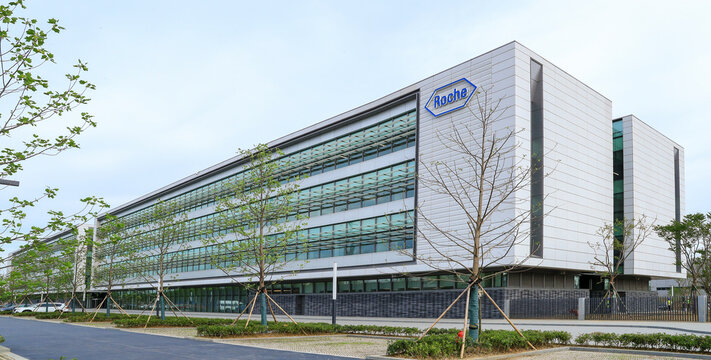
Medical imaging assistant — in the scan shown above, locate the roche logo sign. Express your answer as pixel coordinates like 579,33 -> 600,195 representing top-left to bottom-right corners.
424,78 -> 477,117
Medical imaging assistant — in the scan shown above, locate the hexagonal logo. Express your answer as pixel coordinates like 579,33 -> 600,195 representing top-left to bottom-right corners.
424,78 -> 477,117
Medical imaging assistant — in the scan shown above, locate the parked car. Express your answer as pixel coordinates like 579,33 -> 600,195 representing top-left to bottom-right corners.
12,303 -> 38,313
0,303 -> 20,312
13,302 -> 68,313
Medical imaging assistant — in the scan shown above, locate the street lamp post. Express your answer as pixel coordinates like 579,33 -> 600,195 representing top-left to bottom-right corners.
0,179 -> 19,186
332,262 -> 337,325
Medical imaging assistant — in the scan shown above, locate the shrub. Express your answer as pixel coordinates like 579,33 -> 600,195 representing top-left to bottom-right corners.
63,313 -> 134,322
574,332 -> 711,353
34,313 -> 64,319
575,333 -> 591,345
387,330 -> 570,358
113,316 -> 234,328
197,324 -> 267,337
12,311 -> 38,317
0,310 -> 12,315
0,335 -> 4,343
387,334 -> 461,358
197,322 -> 426,338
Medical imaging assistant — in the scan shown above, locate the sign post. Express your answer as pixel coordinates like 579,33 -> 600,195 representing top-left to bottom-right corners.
332,262 -> 337,325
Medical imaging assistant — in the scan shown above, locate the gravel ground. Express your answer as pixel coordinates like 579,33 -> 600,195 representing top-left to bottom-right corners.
69,321 -> 117,328
215,335 -> 391,359
506,350 -> 687,359
122,327 -> 198,337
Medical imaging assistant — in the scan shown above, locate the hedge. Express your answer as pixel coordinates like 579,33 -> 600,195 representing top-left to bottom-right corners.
12,311 -> 39,317
387,330 -> 571,358
197,322 -> 424,338
113,316 -> 234,328
575,332 -> 711,353
0,310 -> 11,315
63,313 -> 135,322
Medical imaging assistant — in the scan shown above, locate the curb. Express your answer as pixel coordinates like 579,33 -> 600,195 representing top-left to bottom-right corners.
0,345 -> 30,360
568,346 -> 711,359
367,346 -> 711,360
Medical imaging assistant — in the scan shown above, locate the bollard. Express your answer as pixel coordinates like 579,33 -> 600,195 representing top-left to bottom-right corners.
503,299 -> 510,318
578,298 -> 585,320
699,296 -> 707,323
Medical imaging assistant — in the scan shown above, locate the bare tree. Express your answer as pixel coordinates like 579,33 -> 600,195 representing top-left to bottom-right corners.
414,88 -> 538,346
203,144 -> 306,328
588,216 -> 654,310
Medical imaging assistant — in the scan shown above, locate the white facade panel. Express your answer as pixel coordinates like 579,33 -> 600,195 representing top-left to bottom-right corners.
622,115 -> 684,279
514,43 -> 613,273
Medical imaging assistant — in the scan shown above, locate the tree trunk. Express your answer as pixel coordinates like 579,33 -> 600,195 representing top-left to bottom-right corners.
160,292 -> 165,320
260,290 -> 267,326
468,288 -> 479,341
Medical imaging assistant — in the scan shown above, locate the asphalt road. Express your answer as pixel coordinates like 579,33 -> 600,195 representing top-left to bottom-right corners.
0,317 -> 354,360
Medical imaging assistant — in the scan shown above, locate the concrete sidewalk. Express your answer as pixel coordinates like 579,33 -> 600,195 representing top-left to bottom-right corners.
113,309 -> 710,337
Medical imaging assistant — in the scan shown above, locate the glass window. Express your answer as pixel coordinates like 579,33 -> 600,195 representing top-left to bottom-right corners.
407,277 -> 421,290
422,277 -> 438,290
378,278 -> 392,291
364,279 -> 378,292
338,280 -> 350,293
392,278 -> 406,291
351,280 -> 364,293
439,275 -> 455,289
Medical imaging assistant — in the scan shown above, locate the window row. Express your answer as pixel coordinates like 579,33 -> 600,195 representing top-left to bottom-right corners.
115,110 -> 416,231
100,160 -> 415,258
96,211 -> 414,280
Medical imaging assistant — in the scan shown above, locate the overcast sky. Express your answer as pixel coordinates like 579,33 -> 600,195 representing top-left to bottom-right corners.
3,1 -> 710,254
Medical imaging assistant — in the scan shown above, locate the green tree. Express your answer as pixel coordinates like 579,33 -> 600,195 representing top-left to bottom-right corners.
204,144 -> 306,327
17,238 -> 69,310
656,213 -> 711,295
132,200 -> 188,321
0,0 -> 107,254
93,216 -> 132,317
51,229 -> 90,313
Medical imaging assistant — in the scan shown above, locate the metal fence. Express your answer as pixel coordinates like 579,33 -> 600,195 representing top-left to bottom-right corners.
585,295 -> 698,321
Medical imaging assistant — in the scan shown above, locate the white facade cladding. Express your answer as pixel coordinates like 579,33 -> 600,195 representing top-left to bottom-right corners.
514,44 -> 615,273
621,115 -> 685,278
91,41 -> 685,299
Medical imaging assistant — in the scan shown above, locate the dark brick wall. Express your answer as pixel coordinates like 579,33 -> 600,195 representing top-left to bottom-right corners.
252,288 -> 591,319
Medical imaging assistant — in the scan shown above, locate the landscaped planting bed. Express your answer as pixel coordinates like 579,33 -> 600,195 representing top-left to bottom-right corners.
197,322 -> 427,337
386,330 -> 711,358
387,330 -> 570,358
574,332 -> 711,353
113,316 -> 235,328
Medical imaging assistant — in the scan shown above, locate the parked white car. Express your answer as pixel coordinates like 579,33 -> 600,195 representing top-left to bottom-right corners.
13,302 -> 68,313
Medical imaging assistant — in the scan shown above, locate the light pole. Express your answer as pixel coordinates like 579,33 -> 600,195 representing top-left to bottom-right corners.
332,262 -> 337,325
0,179 -> 19,186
